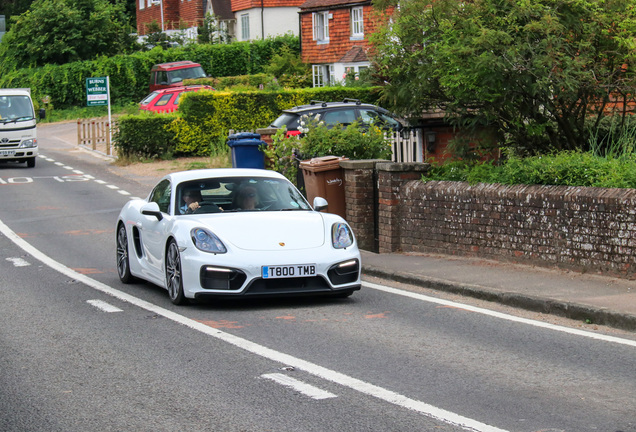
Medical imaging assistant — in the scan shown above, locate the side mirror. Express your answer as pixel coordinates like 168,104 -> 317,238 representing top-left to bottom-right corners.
38,108 -> 46,120
313,197 -> 328,212
141,202 -> 163,220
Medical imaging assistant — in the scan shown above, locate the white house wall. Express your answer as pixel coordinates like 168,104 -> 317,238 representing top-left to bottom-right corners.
236,7 -> 300,41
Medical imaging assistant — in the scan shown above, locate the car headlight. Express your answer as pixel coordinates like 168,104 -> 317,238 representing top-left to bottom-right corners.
19,139 -> 37,148
332,223 -> 354,249
191,228 -> 227,254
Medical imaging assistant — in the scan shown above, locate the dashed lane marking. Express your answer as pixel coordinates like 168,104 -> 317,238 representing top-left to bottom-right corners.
87,299 -> 123,313
261,373 -> 337,400
6,257 -> 30,267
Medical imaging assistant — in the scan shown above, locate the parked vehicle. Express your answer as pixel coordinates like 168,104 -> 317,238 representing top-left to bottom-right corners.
139,85 -> 214,113
149,61 -> 208,92
270,99 -> 404,136
116,168 -> 361,305
0,88 -> 39,168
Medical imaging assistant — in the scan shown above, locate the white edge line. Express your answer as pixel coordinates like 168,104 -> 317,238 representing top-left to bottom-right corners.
262,373 -> 337,400
0,218 -> 508,432
362,281 -> 636,348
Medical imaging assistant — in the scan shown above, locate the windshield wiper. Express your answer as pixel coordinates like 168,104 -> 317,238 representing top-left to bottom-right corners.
1,116 -> 34,124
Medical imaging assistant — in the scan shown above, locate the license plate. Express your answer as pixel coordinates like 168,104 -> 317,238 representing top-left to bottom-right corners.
262,264 -> 316,279
0,150 -> 15,156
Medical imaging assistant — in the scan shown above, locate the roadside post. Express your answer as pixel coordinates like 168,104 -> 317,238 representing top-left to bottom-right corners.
86,76 -> 112,153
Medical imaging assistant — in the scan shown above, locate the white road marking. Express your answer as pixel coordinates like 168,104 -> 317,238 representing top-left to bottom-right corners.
63,166 -> 73,170
362,281 -> 636,347
106,184 -> 119,190
0,218 -> 510,432
87,299 -> 123,313
54,162 -> 64,166
73,170 -> 84,174
94,180 -> 107,184
6,257 -> 30,267
117,190 -> 131,196
262,373 -> 337,400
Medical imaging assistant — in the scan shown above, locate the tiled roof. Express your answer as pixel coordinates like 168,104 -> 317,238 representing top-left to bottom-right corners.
209,0 -> 234,20
339,46 -> 368,62
299,0 -> 369,11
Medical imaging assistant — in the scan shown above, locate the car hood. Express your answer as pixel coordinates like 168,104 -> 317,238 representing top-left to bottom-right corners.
199,211 -> 328,251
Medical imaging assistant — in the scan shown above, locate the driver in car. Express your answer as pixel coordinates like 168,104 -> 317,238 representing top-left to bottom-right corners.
181,189 -> 202,214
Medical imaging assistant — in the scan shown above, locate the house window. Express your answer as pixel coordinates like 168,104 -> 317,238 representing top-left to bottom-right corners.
351,7 -> 363,38
313,12 -> 329,42
139,0 -> 144,10
241,14 -> 250,40
312,65 -> 334,87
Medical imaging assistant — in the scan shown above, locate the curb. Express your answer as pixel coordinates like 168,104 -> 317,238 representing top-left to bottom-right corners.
362,265 -> 636,332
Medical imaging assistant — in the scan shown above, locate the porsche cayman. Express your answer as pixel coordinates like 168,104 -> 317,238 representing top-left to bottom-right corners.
115,169 -> 361,304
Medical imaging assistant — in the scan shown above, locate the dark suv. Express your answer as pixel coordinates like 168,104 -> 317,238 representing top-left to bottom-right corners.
270,99 -> 403,135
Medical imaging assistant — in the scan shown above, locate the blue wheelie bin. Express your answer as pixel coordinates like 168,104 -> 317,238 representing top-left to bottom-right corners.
227,132 -> 265,169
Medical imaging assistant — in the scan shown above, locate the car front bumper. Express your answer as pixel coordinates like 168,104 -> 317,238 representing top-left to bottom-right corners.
179,246 -> 361,299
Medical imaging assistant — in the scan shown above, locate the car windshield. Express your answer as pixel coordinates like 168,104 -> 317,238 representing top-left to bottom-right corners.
167,66 -> 207,83
140,92 -> 159,105
359,109 -> 403,130
0,95 -> 34,122
175,176 -> 312,215
271,113 -> 301,130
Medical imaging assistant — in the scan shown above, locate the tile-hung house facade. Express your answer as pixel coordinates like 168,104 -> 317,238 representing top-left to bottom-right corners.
136,0 -> 235,40
298,0 -> 389,87
230,0 -> 306,41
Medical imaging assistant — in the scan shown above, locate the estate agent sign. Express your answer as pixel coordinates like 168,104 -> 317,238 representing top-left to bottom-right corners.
86,77 -> 109,107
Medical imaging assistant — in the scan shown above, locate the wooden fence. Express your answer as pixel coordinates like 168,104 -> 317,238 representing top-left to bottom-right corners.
77,118 -> 114,156
387,128 -> 422,163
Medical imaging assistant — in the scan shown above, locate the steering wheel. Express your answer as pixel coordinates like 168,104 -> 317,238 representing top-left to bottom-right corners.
193,202 -> 221,214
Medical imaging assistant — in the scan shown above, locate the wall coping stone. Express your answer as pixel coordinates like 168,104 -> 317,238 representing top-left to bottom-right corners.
255,127 -> 278,135
376,161 -> 430,172
340,159 -> 388,169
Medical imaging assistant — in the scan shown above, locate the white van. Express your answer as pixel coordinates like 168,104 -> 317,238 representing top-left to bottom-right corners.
0,88 -> 38,168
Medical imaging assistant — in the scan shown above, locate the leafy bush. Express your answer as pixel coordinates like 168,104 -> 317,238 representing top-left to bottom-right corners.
263,116 -> 392,186
171,87 -> 383,156
0,36 -> 301,110
424,151 -> 636,189
114,114 -> 177,159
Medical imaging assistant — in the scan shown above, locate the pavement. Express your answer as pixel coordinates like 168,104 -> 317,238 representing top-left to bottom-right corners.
362,250 -> 636,331
40,121 -> 636,332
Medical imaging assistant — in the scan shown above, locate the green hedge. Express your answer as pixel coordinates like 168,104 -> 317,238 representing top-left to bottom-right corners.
424,151 -> 636,189
114,87 -> 383,158
0,36 -> 300,111
114,114 -> 178,159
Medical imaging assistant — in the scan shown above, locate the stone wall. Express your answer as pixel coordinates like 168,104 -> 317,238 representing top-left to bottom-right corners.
341,160 -> 636,277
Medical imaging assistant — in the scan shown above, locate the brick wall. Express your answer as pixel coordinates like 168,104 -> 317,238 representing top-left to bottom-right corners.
137,0 -> 204,35
341,160 -> 636,277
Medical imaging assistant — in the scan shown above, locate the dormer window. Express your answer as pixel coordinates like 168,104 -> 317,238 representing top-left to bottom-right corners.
313,11 -> 329,43
351,7 -> 363,39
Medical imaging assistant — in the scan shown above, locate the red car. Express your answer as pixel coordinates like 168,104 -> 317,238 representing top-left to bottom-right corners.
149,61 -> 208,92
139,85 -> 214,113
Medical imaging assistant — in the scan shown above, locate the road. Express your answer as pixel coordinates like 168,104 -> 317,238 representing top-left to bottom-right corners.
0,124 -> 634,432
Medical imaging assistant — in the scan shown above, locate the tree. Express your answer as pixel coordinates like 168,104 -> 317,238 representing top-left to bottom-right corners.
0,0 -> 135,72
198,14 -> 231,44
372,0 -> 636,155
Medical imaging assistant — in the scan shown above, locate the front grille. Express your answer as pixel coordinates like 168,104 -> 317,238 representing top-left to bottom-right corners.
246,276 -> 330,294
0,140 -> 19,149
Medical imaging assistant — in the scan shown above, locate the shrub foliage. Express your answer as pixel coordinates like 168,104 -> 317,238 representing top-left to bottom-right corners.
0,35 -> 300,110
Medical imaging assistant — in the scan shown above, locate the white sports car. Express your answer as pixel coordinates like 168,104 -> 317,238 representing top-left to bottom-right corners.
116,168 -> 361,304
